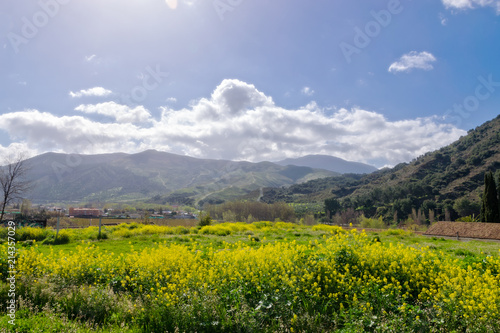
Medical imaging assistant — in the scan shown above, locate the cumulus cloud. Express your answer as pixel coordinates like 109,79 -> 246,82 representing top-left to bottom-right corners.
70,87 -> 112,98
388,51 -> 437,73
0,143 -> 37,161
442,0 -> 500,13
0,79 -> 466,167
0,110 -> 148,155
75,102 -> 152,123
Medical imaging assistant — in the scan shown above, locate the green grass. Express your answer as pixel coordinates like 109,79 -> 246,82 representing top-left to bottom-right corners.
0,309 -> 140,333
21,224 -> 500,260
3,223 -> 500,332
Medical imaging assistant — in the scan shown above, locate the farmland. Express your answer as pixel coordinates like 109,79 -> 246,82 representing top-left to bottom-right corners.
1,222 -> 500,332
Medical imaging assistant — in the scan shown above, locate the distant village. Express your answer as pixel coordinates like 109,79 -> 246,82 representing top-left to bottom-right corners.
2,203 -> 197,222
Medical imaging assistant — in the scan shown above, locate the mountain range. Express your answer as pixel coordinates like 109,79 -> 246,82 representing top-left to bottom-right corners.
11,113 -> 500,217
20,150 -> 376,205
276,155 -> 378,174
257,114 -> 500,221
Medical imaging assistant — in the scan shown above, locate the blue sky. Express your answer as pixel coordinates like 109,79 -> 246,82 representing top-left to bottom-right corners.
1,0 -> 499,168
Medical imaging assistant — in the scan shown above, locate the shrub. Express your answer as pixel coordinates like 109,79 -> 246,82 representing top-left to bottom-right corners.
311,224 -> 345,234
113,229 -> 134,238
359,215 -> 386,229
54,230 -> 71,245
16,227 -> 52,242
173,226 -> 189,235
199,214 -> 212,227
455,215 -> 479,222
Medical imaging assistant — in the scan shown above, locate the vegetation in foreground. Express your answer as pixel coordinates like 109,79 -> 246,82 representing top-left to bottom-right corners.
1,222 -> 500,332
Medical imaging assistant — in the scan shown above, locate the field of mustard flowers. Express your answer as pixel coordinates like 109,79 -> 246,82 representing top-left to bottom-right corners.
1,222 -> 500,332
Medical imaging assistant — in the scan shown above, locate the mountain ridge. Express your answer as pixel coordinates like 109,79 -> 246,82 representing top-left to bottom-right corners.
21,149 -> 342,204
276,155 -> 377,174
256,114 -> 500,221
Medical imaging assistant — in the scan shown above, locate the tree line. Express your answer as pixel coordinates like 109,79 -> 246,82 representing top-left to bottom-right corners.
204,201 -> 295,223
324,170 -> 500,224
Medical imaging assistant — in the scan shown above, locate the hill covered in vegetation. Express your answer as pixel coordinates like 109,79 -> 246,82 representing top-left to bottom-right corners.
23,150 -> 338,204
255,115 -> 500,222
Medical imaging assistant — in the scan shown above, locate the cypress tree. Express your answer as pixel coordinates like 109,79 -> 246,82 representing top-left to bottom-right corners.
497,172 -> 500,219
481,172 -> 500,222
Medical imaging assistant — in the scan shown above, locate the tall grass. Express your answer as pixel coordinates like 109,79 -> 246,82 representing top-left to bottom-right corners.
3,228 -> 500,332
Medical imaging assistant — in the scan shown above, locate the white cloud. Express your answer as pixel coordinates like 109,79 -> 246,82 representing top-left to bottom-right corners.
439,13 -> 449,25
0,79 -> 466,167
301,87 -> 315,96
85,54 -> 97,62
388,51 -> 437,73
442,0 -> 500,13
0,110 -> 147,155
69,87 -> 112,98
75,102 -> 152,123
0,143 -> 37,161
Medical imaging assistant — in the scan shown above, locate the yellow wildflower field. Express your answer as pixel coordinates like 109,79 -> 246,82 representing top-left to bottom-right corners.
1,223 -> 499,332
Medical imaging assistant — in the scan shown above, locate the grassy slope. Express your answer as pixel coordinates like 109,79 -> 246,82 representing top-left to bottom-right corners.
255,115 -> 500,212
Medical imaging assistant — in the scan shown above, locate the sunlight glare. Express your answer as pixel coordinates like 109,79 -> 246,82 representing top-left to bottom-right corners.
165,0 -> 178,9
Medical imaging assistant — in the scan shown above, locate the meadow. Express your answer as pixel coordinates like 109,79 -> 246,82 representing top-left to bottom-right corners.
1,222 -> 500,332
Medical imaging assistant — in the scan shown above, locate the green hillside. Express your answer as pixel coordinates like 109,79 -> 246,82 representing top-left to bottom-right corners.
257,114 -> 500,222
23,150 -> 338,204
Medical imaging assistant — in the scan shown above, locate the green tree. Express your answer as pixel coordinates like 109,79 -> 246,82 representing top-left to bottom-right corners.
497,171 -> 500,216
453,197 -> 480,218
199,213 -> 212,227
481,172 -> 500,222
324,198 -> 341,219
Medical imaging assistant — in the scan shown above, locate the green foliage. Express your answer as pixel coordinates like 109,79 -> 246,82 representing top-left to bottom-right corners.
6,223 -> 500,332
456,215 -> 480,222
359,215 -> 386,229
199,213 -> 212,227
454,197 -> 481,218
497,171 -> 500,217
258,115 -> 500,224
206,201 -> 295,222
15,227 -> 52,242
481,171 -> 500,222
324,197 -> 341,219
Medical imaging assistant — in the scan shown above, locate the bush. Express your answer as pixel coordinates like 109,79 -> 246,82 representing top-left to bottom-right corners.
16,227 -> 52,242
41,230 -> 71,245
359,215 -> 386,229
173,226 -> 189,235
199,214 -> 212,227
113,229 -> 134,238
54,230 -> 71,244
455,215 -> 479,222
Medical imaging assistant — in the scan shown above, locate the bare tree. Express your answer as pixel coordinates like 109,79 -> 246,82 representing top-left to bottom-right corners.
0,153 -> 32,222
